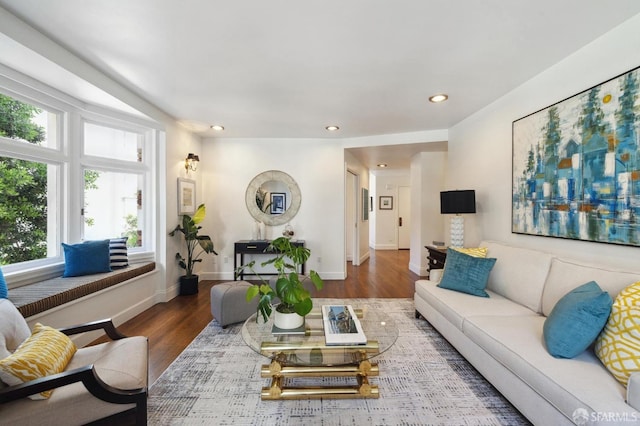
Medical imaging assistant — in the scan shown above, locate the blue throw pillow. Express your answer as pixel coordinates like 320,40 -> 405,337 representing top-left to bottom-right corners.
0,267 -> 7,299
437,248 -> 497,297
62,240 -> 112,277
543,281 -> 612,359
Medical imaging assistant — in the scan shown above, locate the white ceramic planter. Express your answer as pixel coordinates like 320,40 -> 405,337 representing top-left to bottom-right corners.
274,310 -> 304,329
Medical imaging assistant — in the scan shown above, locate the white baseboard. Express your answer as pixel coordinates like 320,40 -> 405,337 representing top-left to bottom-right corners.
372,243 -> 398,250
409,261 -> 429,277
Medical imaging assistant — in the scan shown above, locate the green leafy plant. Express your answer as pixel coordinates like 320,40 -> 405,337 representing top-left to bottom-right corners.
169,204 -> 218,277
255,187 -> 272,213
238,237 -> 324,323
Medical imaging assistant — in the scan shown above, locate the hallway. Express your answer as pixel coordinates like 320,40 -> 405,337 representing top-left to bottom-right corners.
317,249 -> 420,299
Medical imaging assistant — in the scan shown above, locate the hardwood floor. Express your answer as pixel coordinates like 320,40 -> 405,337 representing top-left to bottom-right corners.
99,249 -> 420,384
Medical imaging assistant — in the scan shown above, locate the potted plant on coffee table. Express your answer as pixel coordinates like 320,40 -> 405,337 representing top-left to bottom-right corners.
238,237 -> 324,329
169,204 -> 218,295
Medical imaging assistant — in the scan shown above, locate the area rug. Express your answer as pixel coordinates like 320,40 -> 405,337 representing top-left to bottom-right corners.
148,298 -> 530,425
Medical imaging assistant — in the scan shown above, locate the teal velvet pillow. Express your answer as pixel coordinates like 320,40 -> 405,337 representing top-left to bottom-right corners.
62,240 -> 112,277
0,267 -> 7,299
437,248 -> 497,297
543,281 -> 612,359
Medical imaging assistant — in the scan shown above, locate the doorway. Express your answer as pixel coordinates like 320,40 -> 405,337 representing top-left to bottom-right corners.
398,186 -> 411,249
345,170 -> 360,267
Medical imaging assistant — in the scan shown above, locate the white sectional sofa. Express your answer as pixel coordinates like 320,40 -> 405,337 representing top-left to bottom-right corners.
414,240 -> 640,426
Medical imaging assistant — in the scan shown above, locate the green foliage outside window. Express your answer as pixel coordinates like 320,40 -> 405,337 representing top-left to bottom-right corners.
0,94 -> 48,265
0,94 -> 101,265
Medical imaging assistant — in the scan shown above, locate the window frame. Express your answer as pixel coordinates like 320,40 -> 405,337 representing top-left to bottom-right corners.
0,76 -> 160,286
80,115 -> 152,254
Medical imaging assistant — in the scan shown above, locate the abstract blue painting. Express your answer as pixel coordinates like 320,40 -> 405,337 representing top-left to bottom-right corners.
512,66 -> 640,246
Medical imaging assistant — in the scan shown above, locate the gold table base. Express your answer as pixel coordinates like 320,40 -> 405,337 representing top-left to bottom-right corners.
259,346 -> 381,400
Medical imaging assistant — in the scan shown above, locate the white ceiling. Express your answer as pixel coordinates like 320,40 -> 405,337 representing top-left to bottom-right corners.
1,1 -> 640,168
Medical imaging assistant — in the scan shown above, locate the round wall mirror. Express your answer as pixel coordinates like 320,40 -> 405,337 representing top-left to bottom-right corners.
245,170 -> 301,226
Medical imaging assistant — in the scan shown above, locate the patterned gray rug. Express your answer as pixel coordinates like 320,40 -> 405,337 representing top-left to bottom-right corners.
148,298 -> 530,425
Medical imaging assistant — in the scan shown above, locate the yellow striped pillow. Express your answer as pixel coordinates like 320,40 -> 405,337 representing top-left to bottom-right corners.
452,247 -> 488,258
595,281 -> 640,387
0,323 -> 77,399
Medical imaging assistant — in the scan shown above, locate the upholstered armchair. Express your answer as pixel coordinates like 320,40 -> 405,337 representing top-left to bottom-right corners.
0,299 -> 148,425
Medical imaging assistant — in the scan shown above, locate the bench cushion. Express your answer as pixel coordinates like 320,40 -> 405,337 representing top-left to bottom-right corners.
9,262 -> 155,317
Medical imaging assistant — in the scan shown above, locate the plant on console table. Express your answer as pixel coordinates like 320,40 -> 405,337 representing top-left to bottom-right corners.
169,204 -> 218,295
238,237 -> 324,329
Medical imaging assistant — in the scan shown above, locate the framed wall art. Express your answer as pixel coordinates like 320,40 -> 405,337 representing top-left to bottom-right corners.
379,196 -> 393,210
362,188 -> 369,221
270,192 -> 286,214
177,178 -> 196,215
512,65 -> 640,246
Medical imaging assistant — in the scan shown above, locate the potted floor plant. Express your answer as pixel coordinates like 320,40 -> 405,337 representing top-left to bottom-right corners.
238,236 -> 324,329
169,204 -> 218,295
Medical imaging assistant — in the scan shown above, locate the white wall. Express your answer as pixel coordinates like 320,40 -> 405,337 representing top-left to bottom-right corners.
448,14 -> 640,270
200,137 -> 346,280
410,151 -> 446,276
345,150 -> 371,265
164,124 -> 203,299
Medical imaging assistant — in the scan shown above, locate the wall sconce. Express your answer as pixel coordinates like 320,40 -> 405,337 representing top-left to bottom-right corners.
440,190 -> 476,248
185,153 -> 199,173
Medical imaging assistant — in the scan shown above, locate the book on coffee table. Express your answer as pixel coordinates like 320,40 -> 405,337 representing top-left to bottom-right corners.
322,305 -> 367,345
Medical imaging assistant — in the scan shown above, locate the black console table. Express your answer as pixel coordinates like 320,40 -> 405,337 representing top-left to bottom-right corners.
425,246 -> 447,279
234,240 -> 306,280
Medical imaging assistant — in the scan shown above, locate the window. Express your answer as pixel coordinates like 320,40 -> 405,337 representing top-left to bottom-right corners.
83,169 -> 144,247
84,122 -> 141,162
0,93 -> 61,267
0,156 -> 61,265
0,85 -> 158,278
82,120 -> 149,249
0,93 -> 59,148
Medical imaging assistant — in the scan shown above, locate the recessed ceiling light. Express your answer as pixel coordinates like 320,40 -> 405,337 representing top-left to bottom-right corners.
325,125 -> 340,131
429,94 -> 448,103
377,163 -> 388,168
210,125 -> 224,131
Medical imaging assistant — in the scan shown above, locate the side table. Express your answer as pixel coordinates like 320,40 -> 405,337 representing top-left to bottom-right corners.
234,240 -> 305,280
425,246 -> 447,279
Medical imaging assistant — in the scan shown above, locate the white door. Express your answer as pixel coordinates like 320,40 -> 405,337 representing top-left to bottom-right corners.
398,186 -> 411,249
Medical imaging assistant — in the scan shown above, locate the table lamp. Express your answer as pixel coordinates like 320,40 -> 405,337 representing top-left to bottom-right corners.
440,190 -> 476,248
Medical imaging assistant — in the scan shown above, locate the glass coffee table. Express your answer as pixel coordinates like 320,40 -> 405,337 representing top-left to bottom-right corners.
242,304 -> 398,400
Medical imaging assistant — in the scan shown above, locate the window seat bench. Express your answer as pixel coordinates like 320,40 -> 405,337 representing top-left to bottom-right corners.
9,262 -> 156,318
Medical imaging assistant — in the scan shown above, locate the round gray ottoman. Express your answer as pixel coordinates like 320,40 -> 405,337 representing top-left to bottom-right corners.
210,281 -> 258,328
